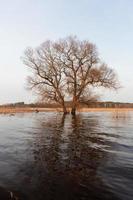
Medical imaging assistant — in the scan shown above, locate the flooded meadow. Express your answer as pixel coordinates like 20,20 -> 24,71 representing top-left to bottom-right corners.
0,111 -> 133,200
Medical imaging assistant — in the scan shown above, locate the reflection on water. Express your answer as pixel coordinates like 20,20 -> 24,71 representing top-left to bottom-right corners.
112,110 -> 131,120
0,112 -> 133,200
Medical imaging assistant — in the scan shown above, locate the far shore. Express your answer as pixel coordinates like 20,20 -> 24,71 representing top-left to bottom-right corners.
0,107 -> 133,114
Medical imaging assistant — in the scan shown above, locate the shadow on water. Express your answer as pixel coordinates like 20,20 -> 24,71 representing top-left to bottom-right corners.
0,112 -> 133,199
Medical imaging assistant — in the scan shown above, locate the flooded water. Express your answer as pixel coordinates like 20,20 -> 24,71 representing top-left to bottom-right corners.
0,112 -> 133,200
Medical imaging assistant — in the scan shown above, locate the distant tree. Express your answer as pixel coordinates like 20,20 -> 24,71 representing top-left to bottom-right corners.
23,36 -> 119,115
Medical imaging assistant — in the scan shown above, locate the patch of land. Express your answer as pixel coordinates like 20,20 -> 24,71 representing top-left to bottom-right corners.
0,107 -> 59,114
78,108 -> 133,112
0,107 -> 133,114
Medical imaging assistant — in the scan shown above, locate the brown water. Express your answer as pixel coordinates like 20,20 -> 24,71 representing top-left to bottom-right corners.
0,112 -> 133,200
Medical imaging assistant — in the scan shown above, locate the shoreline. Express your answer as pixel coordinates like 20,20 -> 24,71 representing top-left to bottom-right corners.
0,107 -> 133,114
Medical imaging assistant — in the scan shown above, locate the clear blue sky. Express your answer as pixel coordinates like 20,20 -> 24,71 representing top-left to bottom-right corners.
0,0 -> 133,104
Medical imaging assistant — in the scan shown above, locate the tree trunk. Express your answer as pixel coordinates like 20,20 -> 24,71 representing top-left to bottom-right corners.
57,92 -> 67,114
62,101 -> 67,114
71,107 -> 76,115
71,97 -> 77,115
63,105 -> 67,114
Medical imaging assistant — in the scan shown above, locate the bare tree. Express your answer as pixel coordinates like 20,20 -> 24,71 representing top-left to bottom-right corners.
54,36 -> 119,115
22,41 -> 67,114
23,36 -> 119,115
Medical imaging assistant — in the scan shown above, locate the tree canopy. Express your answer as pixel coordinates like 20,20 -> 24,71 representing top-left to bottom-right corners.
23,36 -> 119,115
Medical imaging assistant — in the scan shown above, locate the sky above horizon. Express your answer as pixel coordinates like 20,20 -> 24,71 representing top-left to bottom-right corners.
0,0 -> 133,104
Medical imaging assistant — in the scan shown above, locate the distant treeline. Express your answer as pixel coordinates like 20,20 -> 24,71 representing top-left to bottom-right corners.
1,101 -> 133,108
81,102 -> 133,108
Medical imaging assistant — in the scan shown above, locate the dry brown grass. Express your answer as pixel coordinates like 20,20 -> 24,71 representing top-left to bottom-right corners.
0,107 -> 59,114
0,107 -> 133,114
77,108 -> 133,112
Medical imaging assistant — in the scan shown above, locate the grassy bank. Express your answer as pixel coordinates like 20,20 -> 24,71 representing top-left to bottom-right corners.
0,107 -> 133,114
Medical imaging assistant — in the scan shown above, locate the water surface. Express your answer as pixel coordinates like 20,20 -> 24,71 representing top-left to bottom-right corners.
0,112 -> 133,200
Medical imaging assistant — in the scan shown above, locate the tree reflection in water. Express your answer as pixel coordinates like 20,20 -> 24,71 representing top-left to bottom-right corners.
27,113 -> 118,200
0,112 -> 132,200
